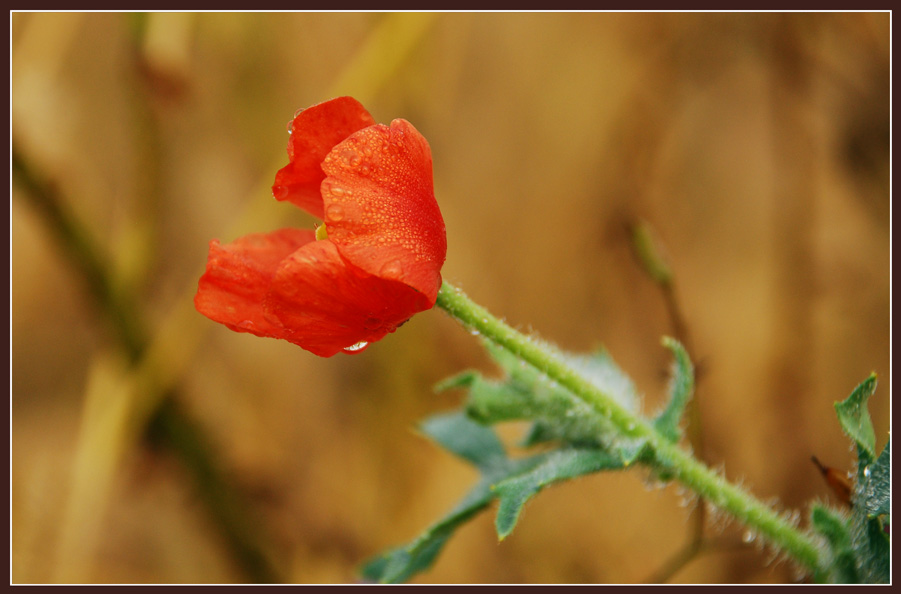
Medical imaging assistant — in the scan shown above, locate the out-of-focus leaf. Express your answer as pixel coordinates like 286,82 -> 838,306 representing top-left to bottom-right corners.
810,504 -> 858,583
418,410 -> 506,471
653,337 -> 694,443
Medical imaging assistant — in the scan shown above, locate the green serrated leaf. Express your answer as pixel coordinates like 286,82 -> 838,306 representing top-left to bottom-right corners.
365,407 -> 641,583
493,448 -> 627,539
831,375 -> 890,584
653,337 -> 694,443
834,374 -> 877,457
419,411 -> 506,471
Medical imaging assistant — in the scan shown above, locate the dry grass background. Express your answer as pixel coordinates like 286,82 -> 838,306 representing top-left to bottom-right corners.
11,12 -> 889,584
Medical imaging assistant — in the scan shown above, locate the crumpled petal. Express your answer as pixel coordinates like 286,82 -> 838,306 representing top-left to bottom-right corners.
321,118 -> 446,302
272,97 -> 376,219
263,239 -> 432,357
194,229 -> 314,338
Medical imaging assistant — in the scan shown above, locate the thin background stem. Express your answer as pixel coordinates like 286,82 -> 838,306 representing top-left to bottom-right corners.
629,219 -> 711,582
12,150 -> 282,584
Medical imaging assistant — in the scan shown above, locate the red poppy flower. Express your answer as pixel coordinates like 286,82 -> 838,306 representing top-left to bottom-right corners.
194,97 -> 446,356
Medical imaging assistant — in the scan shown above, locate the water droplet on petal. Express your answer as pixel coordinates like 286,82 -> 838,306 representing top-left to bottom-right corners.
286,120 -> 294,133
273,185 -> 289,200
343,341 -> 369,353
293,107 -> 305,118
380,260 -> 403,279
330,185 -> 345,197
341,148 -> 362,167
364,317 -> 382,331
326,204 -> 344,221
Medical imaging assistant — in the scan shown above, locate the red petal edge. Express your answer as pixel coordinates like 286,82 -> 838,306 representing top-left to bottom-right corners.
272,97 -> 376,219
195,229 -> 315,339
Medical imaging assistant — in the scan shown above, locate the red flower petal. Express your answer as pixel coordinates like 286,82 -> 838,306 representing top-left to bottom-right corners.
195,229 -> 314,339
321,118 -> 447,302
197,98 -> 447,357
272,97 -> 376,219
263,239 -> 432,357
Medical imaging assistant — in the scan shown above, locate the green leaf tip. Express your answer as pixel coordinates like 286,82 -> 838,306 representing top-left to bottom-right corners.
834,373 -> 878,458
493,448 -> 628,540
822,373 -> 890,584
653,337 -> 694,443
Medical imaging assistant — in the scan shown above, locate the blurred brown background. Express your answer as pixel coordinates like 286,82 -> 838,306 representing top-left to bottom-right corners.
11,12 -> 889,584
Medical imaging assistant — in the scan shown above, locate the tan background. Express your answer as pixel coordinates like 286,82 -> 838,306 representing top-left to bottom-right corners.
11,12 -> 889,584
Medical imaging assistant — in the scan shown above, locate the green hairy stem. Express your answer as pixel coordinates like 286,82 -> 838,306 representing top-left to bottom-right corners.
435,281 -> 821,574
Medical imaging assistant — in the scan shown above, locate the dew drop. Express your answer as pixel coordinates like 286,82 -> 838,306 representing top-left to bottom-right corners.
293,107 -> 305,118
742,530 -> 757,544
341,148 -> 362,167
330,185 -> 345,197
364,318 -> 383,331
273,185 -> 289,200
863,465 -> 872,478
343,341 -> 369,353
326,204 -> 345,221
380,260 -> 403,278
